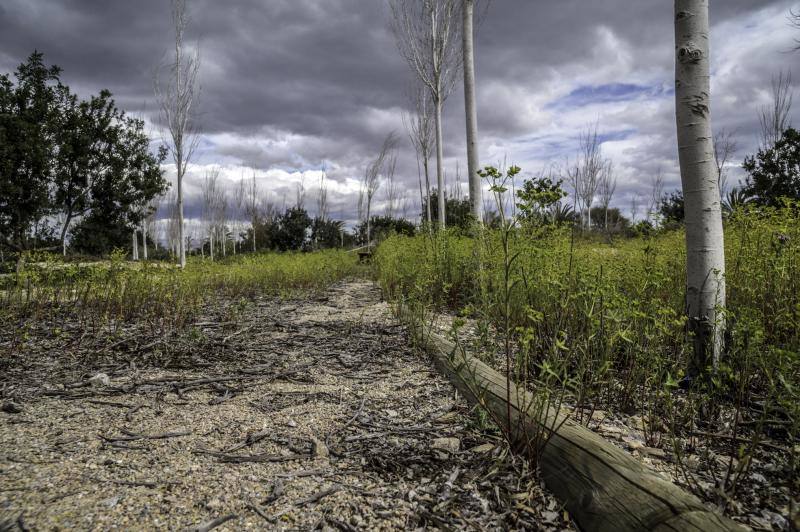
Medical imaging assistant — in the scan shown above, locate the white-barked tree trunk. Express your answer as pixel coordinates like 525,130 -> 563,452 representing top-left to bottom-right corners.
462,0 -> 481,223
674,0 -> 726,369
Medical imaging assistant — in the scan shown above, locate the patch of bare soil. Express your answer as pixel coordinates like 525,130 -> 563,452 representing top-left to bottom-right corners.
0,281 -> 573,531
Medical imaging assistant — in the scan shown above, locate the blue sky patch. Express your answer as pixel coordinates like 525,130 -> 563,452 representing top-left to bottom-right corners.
548,83 -> 669,109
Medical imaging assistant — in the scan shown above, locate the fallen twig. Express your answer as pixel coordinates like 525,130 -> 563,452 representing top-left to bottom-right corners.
190,513 -> 237,532
192,449 -> 309,463
295,485 -> 342,506
100,429 -> 191,442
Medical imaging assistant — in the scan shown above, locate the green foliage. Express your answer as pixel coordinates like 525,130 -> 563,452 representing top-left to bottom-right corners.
375,204 -> 800,471
589,206 -> 629,232
515,175 -> 567,225
310,217 -> 346,250
356,216 -> 415,243
0,52 -> 168,255
743,127 -> 800,206
421,190 -> 475,230
0,52 -> 62,251
722,187 -> 751,216
659,190 -> 684,225
274,207 -> 312,251
0,250 -> 361,330
249,208 -> 351,252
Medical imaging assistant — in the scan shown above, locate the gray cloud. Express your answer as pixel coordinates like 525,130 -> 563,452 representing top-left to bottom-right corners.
1,0 -> 797,229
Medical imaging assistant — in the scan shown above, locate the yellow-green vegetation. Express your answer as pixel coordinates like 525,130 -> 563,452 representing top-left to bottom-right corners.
375,203 -> 799,504
1,249 -> 361,329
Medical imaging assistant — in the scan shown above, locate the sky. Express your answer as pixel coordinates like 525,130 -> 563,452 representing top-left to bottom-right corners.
1,0 -> 798,235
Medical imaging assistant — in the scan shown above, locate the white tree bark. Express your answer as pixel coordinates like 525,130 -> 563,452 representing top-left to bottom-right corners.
388,0 -> 460,230
675,0 -> 726,369
142,219 -> 148,260
132,230 -> 139,261
155,0 -> 200,269
434,94 -> 446,228
462,0 -> 481,223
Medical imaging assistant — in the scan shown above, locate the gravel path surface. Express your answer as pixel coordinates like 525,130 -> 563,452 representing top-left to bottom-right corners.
1,280 -> 572,531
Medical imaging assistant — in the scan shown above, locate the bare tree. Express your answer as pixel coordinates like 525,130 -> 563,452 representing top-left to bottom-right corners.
361,132 -> 399,244
647,167 -> 664,223
448,161 -> 464,200
759,71 -> 793,150
402,82 -> 435,227
216,186 -> 228,257
566,123 -> 607,229
141,195 -> 160,260
713,128 -> 738,195
462,0 -> 482,222
245,169 -> 259,252
389,0 -> 462,229
155,0 -> 200,269
630,192 -> 640,224
675,0 -> 726,369
232,174 -> 246,254
296,172 -> 307,210
597,161 -> 617,230
790,9 -> 800,51
316,162 -> 329,221
384,149 -> 399,218
398,189 -> 411,220
201,167 -> 220,260
163,189 -> 181,259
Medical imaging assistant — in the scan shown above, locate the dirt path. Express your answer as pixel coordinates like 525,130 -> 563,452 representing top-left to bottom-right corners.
1,281 -> 571,531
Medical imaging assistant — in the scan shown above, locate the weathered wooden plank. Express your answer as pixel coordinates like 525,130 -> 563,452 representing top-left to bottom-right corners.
405,314 -> 744,532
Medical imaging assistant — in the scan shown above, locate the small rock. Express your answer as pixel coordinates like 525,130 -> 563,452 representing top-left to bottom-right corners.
207,498 -> 223,510
89,373 -> 111,387
1,402 -> 22,414
625,438 -> 644,451
433,411 -> 458,424
103,496 -> 121,508
641,446 -> 666,457
432,437 -> 460,453
311,436 -> 329,459
469,443 -> 494,454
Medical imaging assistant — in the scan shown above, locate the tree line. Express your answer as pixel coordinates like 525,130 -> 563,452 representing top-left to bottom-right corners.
0,52 -> 168,260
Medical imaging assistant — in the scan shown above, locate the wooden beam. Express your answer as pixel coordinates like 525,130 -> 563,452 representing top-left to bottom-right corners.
403,311 -> 744,532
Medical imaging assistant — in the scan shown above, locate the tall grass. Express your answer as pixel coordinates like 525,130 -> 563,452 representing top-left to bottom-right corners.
375,203 -> 799,507
0,249 -> 361,331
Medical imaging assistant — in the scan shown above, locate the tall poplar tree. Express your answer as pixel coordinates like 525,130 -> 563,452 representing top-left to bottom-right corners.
674,0 -> 726,372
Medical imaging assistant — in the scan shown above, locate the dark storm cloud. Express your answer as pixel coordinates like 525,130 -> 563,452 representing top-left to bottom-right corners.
1,0 -> 798,225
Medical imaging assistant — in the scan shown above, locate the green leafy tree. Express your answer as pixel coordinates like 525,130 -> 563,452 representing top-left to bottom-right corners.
0,52 -> 61,253
356,216 -> 415,243
659,191 -> 685,226
589,206 -> 629,232
274,207 -> 311,251
69,117 -> 168,255
1,52 -> 168,258
421,190 -> 474,230
54,88 -> 126,253
310,217 -> 345,249
515,176 -> 567,226
743,127 -> 800,206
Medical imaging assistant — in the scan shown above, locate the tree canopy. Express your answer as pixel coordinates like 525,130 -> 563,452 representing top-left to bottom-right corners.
0,52 -> 168,255
743,127 -> 800,206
